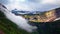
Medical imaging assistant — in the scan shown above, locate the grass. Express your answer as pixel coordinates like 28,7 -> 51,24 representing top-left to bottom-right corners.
1,10 -> 60,34
0,11 -> 38,34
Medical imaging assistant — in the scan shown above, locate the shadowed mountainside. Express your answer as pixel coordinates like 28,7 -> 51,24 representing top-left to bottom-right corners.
0,11 -> 38,34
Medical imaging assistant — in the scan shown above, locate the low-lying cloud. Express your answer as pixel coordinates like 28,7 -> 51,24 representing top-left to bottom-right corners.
0,4 -> 37,32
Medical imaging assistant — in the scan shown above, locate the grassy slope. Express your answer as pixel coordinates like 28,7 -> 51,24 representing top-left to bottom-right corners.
0,11 -> 38,34
0,11 -> 60,34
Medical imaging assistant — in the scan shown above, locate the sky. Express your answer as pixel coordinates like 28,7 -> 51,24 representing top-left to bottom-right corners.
0,0 -> 60,11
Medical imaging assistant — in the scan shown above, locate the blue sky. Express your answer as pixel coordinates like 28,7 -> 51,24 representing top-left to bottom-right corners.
0,0 -> 60,11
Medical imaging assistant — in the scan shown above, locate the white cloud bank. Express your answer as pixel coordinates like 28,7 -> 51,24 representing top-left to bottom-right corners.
0,0 -> 60,11
0,4 -> 37,32
5,0 -> 60,11
38,0 -> 60,11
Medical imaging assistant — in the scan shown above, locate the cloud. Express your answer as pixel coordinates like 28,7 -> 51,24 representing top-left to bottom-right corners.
39,0 -> 60,11
25,0 -> 60,11
0,0 -> 60,11
0,0 -> 9,5
0,4 -> 37,32
41,0 -> 56,4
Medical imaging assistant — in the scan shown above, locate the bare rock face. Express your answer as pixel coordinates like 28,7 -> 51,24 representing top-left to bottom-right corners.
0,3 -> 8,13
55,8 -> 60,17
0,3 -> 7,9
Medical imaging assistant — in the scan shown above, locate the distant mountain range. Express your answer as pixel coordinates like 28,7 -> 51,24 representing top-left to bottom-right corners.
11,8 -> 60,16
11,9 -> 41,15
0,3 -> 60,17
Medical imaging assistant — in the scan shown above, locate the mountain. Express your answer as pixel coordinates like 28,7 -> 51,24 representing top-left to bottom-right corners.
0,3 -> 38,34
0,3 -> 60,34
0,3 -> 7,9
11,9 -> 42,15
54,8 -> 60,21
55,8 -> 60,17
11,9 -> 31,15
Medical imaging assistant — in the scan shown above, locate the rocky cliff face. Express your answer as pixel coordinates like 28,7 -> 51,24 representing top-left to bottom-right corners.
55,8 -> 60,18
